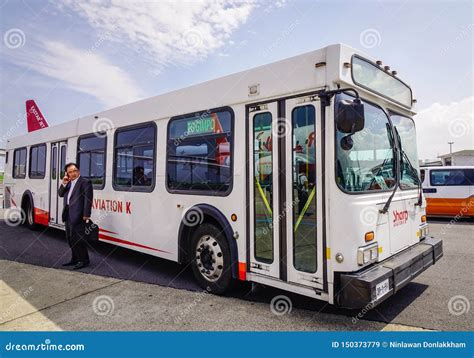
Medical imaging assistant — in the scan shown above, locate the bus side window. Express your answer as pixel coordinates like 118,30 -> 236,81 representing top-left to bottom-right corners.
420,169 -> 425,184
29,144 -> 47,179
466,169 -> 474,185
113,122 -> 156,191
430,169 -> 471,186
77,134 -> 107,189
166,108 -> 233,194
13,147 -> 27,179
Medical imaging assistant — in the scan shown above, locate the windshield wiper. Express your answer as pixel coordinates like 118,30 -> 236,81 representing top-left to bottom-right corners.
379,124 -> 398,214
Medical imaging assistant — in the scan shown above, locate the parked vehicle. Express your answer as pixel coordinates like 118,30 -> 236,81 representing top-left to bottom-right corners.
421,166 -> 474,217
4,44 -> 442,309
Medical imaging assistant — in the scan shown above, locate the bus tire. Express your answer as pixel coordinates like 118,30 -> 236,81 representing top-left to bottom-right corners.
22,199 -> 37,230
190,223 -> 233,295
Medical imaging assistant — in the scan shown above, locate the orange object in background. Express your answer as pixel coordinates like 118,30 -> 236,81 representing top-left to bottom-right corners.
426,197 -> 474,217
421,166 -> 474,218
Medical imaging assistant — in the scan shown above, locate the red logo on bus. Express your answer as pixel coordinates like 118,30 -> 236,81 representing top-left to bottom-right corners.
393,210 -> 408,227
92,198 -> 132,214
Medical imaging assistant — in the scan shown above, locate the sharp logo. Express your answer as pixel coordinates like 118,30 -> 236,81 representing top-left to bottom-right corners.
393,210 -> 408,227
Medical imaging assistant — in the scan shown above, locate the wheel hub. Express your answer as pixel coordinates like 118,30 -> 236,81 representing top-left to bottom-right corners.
195,235 -> 224,282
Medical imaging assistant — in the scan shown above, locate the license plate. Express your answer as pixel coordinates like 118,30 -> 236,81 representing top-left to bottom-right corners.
375,279 -> 390,300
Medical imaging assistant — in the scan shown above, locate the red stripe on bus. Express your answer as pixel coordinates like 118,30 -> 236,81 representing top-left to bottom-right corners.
98,228 -> 119,235
238,262 -> 247,281
34,208 -> 49,226
98,233 -> 171,254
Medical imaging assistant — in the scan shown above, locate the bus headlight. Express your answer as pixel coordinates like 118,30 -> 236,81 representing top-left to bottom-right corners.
357,243 -> 378,266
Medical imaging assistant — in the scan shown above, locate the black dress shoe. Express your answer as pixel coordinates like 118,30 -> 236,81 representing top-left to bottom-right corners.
73,261 -> 88,270
62,261 -> 77,267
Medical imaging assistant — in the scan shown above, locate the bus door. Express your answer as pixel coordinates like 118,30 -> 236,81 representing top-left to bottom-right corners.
285,97 -> 324,289
49,141 -> 67,225
249,102 -> 280,279
248,96 -> 324,288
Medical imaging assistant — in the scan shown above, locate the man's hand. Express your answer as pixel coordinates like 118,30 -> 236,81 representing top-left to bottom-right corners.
62,174 -> 70,186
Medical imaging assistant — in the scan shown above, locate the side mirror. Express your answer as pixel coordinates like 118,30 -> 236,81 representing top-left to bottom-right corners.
335,98 -> 365,133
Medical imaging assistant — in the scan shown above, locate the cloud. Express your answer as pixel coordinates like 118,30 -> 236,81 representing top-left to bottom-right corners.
54,0 -> 256,72
2,1 -> 279,112
414,97 -> 474,159
16,39 -> 145,108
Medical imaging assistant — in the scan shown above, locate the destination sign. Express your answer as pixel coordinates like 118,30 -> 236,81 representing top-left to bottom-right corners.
187,116 -> 215,135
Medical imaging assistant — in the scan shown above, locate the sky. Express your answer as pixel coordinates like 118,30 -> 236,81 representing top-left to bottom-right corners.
0,0 -> 473,162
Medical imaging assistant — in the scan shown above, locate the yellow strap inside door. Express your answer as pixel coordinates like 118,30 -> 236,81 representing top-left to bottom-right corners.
255,179 -> 272,215
294,187 -> 316,232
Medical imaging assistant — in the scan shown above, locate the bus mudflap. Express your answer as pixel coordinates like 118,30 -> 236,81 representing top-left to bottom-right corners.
335,237 -> 443,310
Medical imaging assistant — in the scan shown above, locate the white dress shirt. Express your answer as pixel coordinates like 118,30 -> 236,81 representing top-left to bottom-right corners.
66,176 -> 80,205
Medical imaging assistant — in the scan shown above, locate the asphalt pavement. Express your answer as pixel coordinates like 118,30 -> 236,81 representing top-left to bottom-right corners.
0,212 -> 472,331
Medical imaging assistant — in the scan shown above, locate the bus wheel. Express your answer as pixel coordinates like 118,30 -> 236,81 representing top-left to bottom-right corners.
190,223 -> 232,295
23,201 -> 37,230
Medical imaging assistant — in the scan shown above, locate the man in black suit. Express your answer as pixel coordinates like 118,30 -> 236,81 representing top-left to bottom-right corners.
58,162 -> 93,269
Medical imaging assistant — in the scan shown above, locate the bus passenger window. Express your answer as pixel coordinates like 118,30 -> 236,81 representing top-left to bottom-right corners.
114,123 -> 156,191
13,147 -> 27,179
29,144 -> 47,179
167,109 -> 233,194
430,169 -> 473,186
78,135 -> 107,188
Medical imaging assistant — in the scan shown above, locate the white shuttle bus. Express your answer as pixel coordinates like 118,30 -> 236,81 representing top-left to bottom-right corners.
3,44 -> 442,309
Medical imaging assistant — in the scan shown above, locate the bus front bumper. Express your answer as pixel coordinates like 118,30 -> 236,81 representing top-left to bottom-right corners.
335,237 -> 443,310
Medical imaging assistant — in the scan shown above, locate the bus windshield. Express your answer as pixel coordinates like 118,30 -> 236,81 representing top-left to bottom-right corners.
335,94 -> 396,192
391,114 -> 420,189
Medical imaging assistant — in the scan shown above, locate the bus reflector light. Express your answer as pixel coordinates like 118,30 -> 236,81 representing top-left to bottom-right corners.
231,213 -> 237,222
421,215 -> 426,223
365,231 -> 374,242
